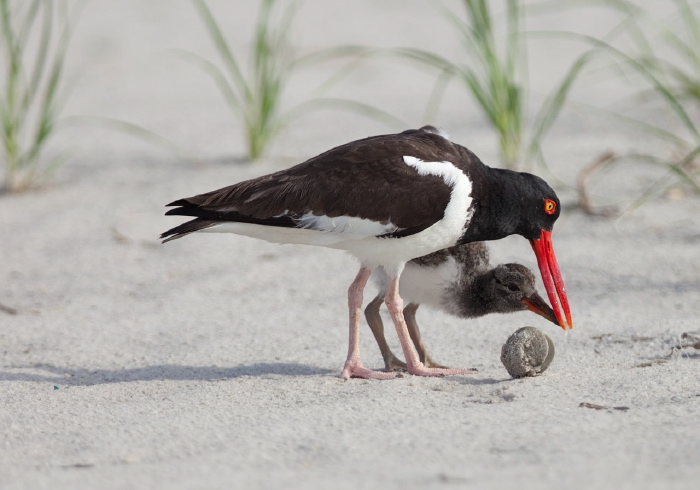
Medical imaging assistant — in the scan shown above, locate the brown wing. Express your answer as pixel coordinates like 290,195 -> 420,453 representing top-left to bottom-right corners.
165,129 -> 469,236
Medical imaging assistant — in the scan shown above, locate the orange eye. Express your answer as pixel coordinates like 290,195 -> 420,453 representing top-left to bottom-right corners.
544,199 -> 556,215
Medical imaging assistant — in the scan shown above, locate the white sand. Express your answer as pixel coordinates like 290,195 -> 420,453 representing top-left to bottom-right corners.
2,2 -> 699,489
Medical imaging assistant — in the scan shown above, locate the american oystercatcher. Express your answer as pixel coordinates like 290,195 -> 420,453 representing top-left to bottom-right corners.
161,126 -> 572,380
365,242 -> 559,371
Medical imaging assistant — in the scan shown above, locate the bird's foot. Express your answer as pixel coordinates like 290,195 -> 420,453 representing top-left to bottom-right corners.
383,354 -> 408,372
407,362 -> 477,377
384,357 -> 452,372
422,355 -> 450,370
340,360 -> 398,380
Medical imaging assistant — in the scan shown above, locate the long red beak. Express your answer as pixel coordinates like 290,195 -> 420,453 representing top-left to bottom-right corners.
529,230 -> 573,330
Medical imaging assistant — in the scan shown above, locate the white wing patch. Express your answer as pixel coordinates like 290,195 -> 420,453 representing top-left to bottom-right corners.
197,154 -> 473,270
296,213 -> 400,238
402,155 -> 473,238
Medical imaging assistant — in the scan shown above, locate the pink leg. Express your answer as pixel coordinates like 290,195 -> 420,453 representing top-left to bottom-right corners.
340,267 -> 397,380
384,274 -> 475,377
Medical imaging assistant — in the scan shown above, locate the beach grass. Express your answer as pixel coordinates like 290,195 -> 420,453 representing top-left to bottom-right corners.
622,0 -> 700,199
184,0 -> 403,162
394,0 -> 586,170
0,0 -> 79,192
189,0 -> 291,161
554,0 -> 700,207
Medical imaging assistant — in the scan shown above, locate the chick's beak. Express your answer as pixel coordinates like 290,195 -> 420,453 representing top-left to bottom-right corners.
522,293 -> 559,326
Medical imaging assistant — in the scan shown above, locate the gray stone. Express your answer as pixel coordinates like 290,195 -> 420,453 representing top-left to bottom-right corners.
500,326 -> 555,378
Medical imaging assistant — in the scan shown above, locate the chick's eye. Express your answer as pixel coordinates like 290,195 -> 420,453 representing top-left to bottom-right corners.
507,283 -> 519,292
544,199 -> 556,215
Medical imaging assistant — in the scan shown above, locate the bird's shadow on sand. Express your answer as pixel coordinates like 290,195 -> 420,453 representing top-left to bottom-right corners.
452,376 -> 508,386
1,363 -> 510,386
0,362 -> 335,386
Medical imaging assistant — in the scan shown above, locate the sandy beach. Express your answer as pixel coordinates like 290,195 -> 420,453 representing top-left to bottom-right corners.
2,1 -> 699,489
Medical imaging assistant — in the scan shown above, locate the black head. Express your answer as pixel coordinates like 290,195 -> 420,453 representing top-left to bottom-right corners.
456,156 -> 572,330
467,263 -> 559,325
514,172 -> 561,240
462,169 -> 561,243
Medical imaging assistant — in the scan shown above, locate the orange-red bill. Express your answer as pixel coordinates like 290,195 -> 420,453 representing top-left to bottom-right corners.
529,230 -> 573,330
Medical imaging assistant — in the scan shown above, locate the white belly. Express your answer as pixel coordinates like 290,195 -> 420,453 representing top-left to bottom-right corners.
371,257 -> 459,309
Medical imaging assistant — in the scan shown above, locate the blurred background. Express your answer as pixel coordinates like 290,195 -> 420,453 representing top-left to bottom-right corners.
2,0 -> 700,210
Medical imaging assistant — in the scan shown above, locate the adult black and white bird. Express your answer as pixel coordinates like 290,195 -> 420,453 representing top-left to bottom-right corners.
365,242 -> 559,372
161,126 -> 572,380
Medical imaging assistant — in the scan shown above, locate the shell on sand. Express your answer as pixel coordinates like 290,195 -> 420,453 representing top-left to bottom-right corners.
500,326 -> 555,378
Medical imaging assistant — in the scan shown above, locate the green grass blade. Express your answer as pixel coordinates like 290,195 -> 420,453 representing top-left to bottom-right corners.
505,0 -> 521,79
309,54 -> 377,96
16,0 -> 42,46
169,48 -> 243,115
577,99 -> 688,147
538,30 -> 700,139
434,0 -> 474,43
392,47 -> 460,75
663,30 -> 699,70
1,0 -> 22,136
28,1 -> 77,163
675,0 -> 700,55
623,149 -> 700,214
292,45 -> 377,69
279,97 -> 407,130
191,0 -> 251,103
422,68 -> 456,124
23,0 -> 51,113
1,0 -> 85,190
61,115 -> 191,158
527,49 -> 594,163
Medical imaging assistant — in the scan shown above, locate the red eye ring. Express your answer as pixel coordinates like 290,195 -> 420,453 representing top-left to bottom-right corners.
544,199 -> 556,215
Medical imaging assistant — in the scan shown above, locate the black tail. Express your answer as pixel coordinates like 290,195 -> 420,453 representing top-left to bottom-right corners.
160,218 -> 219,243
161,200 -> 298,243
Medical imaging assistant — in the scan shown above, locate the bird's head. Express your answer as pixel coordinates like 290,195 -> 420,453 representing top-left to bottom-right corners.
475,264 -> 559,325
515,174 -> 572,331
514,174 -> 561,240
471,170 -> 572,330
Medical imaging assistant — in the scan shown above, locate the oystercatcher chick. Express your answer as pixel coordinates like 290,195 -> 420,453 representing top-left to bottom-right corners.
366,242 -> 559,371
161,126 -> 572,380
